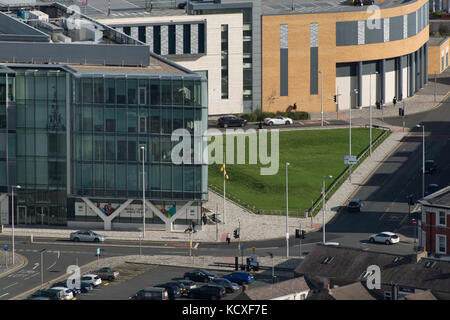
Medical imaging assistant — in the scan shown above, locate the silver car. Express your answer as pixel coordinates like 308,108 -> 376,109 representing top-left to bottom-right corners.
70,230 -> 105,243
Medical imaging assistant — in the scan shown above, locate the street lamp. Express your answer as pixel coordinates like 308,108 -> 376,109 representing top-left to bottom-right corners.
141,146 -> 146,239
40,248 -> 46,290
11,185 -> 21,265
319,71 -> 324,127
369,71 -> 379,156
349,89 -> 357,182
285,162 -> 290,258
322,175 -> 332,244
416,124 -> 425,198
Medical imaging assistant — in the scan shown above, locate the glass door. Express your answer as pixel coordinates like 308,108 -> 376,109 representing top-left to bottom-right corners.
36,206 -> 49,225
17,206 -> 27,224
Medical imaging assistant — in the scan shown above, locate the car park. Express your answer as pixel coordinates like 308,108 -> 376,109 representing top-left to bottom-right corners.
347,199 -> 362,212
188,285 -> 226,300
222,271 -> 254,285
211,278 -> 240,293
183,269 -> 216,282
70,230 -> 105,242
264,116 -> 293,126
154,282 -> 183,300
425,184 -> 440,196
51,287 -> 74,300
81,274 -> 102,287
133,287 -> 169,300
94,267 -> 120,281
217,115 -> 247,128
369,232 -> 400,245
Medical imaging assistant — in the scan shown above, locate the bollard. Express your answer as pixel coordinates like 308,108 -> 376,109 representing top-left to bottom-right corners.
30,234 -> 33,243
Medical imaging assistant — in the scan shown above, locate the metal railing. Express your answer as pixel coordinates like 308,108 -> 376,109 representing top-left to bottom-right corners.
209,128 -> 392,218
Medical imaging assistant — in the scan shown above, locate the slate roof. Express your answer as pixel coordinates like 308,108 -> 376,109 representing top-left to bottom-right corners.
419,185 -> 450,209
328,282 -> 376,300
294,244 -> 450,293
404,290 -> 437,300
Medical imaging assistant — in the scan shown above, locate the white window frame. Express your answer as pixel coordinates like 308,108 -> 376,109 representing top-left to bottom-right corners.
436,234 -> 447,254
437,211 -> 447,227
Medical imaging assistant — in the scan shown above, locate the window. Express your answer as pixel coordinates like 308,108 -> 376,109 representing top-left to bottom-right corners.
139,116 -> 147,133
437,235 -> 447,254
183,24 -> 191,54
168,25 -> 176,55
139,87 -> 147,105
221,24 -> 229,100
438,211 -> 446,226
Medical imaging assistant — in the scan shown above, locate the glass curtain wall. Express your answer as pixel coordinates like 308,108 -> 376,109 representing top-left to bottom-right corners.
14,70 -> 67,225
72,74 -> 208,210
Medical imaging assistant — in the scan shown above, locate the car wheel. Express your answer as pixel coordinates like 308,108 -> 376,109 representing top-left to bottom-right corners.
285,121 -> 290,125
94,238 -> 100,243
269,121 -> 273,126
369,238 -> 375,243
223,124 -> 228,128
241,122 -> 245,127
385,240 -> 391,245
73,237 -> 80,242
108,276 -> 114,281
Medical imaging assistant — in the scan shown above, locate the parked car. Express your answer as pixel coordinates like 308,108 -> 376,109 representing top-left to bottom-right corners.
347,199 -> 362,212
369,232 -> 400,245
51,287 -> 74,300
211,278 -> 240,293
188,285 -> 226,300
70,230 -> 105,242
217,115 -> 247,128
183,269 -> 216,282
94,267 -> 119,281
154,282 -> 183,300
222,271 -> 254,285
264,116 -> 293,126
27,289 -> 65,300
176,279 -> 197,294
81,274 -> 102,287
353,0 -> 374,5
424,160 -> 437,174
177,1 -> 187,9
80,282 -> 94,293
425,184 -> 440,196
51,281 -> 81,296
133,287 -> 169,300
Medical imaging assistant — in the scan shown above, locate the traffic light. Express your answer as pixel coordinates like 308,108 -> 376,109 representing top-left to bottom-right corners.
333,95 -> 337,103
408,194 -> 414,206
301,230 -> 306,240
233,228 -> 240,239
295,229 -> 300,238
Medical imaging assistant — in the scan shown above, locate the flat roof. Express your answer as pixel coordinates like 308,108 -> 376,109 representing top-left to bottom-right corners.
428,37 -> 449,47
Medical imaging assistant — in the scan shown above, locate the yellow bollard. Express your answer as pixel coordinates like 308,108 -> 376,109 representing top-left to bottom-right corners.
30,234 -> 33,243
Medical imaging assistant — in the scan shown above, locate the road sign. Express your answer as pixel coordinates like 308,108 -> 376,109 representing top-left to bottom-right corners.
344,155 -> 357,165
3,245 -> 8,251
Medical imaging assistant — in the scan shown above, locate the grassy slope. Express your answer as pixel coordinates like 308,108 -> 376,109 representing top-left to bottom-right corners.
208,128 -> 384,214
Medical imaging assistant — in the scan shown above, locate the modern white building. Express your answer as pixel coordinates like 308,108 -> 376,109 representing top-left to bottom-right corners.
98,12 -> 244,115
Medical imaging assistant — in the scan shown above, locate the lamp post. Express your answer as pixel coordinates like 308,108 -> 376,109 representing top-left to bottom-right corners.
141,146 -> 146,239
322,175 -> 332,244
369,71 -> 378,156
11,185 -> 21,265
285,162 -> 290,258
319,71 -> 324,127
40,248 -> 46,289
416,124 -> 425,198
350,89 -> 357,182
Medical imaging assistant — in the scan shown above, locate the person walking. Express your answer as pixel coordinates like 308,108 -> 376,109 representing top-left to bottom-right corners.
202,213 -> 207,225
192,220 -> 197,233
226,233 -> 231,245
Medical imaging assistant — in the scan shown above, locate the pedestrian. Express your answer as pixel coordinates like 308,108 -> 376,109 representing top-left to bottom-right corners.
293,102 -> 297,112
192,220 -> 197,233
226,233 -> 231,245
393,96 -> 397,106
202,213 -> 207,225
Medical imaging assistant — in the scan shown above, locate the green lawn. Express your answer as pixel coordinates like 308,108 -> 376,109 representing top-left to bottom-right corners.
208,128 -> 385,215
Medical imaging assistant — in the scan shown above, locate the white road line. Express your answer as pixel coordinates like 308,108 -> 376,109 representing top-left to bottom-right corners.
0,293 -> 9,299
32,263 -> 39,270
3,282 -> 18,290
47,262 -> 57,270
24,273 -> 39,281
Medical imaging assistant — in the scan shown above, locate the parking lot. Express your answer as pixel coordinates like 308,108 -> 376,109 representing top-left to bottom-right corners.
75,262 -> 290,300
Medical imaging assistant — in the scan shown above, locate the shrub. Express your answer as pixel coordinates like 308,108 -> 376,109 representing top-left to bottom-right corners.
239,110 -> 310,122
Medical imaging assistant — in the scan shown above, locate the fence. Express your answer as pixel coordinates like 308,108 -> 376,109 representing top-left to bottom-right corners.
208,127 -> 392,219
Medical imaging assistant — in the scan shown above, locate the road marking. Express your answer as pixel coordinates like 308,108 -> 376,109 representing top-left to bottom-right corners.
47,262 -> 57,270
3,282 -> 18,290
32,263 -> 39,270
0,293 -> 9,299
23,273 -> 39,281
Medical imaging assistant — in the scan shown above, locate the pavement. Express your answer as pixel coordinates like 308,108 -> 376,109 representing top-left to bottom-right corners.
1,71 -> 448,283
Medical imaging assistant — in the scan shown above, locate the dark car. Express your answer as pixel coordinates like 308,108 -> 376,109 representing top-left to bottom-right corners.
79,282 -> 94,293
177,1 -> 187,9
211,278 -> 240,293
183,269 -> 216,282
133,287 -> 169,300
354,0 -> 374,5
154,282 -> 183,300
425,184 -> 440,196
222,271 -> 254,285
27,289 -> 65,300
176,280 -> 197,294
347,199 -> 362,212
188,285 -> 226,300
217,116 -> 247,128
424,160 -> 437,174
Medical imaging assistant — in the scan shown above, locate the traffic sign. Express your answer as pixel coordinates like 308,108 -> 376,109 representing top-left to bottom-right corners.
96,248 -> 100,255
344,155 -> 357,165
3,245 -> 8,251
